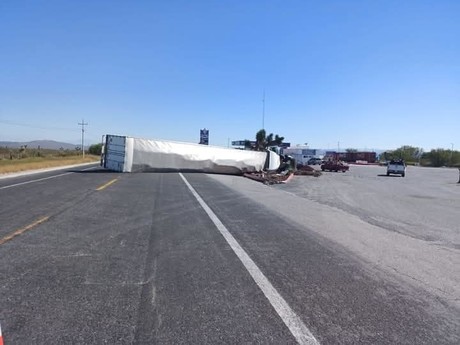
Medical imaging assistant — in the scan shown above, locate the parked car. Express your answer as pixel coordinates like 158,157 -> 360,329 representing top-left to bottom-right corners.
321,160 -> 349,172
387,159 -> 406,177
307,157 -> 323,165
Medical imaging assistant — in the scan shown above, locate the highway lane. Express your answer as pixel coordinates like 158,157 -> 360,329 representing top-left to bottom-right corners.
0,163 -> 111,241
1,171 -> 298,344
0,171 -> 458,344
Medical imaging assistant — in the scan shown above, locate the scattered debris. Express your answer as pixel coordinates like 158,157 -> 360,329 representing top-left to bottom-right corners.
320,160 -> 349,172
244,171 -> 293,185
294,164 -> 322,177
243,162 -> 322,184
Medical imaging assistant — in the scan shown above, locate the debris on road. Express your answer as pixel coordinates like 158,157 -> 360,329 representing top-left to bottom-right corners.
321,160 -> 349,173
244,162 -> 322,185
244,171 -> 293,185
294,164 -> 322,177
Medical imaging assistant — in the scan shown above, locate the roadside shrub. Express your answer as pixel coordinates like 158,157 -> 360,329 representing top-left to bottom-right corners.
88,143 -> 103,156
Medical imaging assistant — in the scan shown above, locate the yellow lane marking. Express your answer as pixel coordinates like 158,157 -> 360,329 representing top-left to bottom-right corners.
0,216 -> 50,245
96,178 -> 118,191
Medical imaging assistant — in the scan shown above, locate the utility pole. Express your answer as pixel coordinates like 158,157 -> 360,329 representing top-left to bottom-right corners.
451,143 -> 454,167
262,89 -> 265,130
78,119 -> 88,158
337,141 -> 340,160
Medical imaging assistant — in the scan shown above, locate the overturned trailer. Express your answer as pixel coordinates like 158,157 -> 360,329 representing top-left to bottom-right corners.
101,134 -> 281,174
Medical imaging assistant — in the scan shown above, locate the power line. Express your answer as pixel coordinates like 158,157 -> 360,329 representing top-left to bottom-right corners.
0,120 -> 78,132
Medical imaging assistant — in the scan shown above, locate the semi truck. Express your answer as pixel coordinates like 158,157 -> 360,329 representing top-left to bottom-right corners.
100,134 -> 281,174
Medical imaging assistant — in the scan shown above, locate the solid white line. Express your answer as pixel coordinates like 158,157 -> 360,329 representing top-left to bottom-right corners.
0,172 -> 73,190
0,166 -> 97,190
179,173 -> 319,345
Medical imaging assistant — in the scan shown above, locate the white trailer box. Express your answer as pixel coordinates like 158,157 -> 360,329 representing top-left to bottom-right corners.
101,135 -> 280,174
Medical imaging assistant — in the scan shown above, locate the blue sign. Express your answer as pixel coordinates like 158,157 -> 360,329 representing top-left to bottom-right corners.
199,129 -> 209,145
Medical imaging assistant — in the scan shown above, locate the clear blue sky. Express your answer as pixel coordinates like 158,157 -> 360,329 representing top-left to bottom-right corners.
1,0 -> 459,151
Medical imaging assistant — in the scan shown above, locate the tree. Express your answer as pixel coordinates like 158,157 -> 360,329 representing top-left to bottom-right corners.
385,145 -> 423,163
346,148 -> 358,153
423,149 -> 451,167
254,129 -> 284,151
255,129 -> 266,151
88,143 -> 103,156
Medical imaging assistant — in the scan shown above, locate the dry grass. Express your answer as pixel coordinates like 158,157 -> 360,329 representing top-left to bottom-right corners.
0,155 -> 100,174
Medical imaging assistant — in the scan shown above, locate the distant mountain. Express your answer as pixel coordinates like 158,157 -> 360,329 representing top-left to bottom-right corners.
0,140 -> 79,150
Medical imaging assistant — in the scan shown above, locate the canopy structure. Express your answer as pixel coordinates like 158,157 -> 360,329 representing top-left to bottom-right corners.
101,135 -> 280,174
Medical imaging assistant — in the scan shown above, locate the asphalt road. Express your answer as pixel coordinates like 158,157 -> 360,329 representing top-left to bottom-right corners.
0,165 -> 459,344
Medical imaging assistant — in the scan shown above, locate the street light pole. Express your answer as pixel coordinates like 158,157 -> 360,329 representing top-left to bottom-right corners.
450,143 -> 454,167
262,90 -> 265,130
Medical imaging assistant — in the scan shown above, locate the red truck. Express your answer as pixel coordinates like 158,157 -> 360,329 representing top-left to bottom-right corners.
321,161 -> 349,172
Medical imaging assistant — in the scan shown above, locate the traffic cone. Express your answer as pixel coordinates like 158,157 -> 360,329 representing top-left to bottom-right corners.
0,321 -> 3,345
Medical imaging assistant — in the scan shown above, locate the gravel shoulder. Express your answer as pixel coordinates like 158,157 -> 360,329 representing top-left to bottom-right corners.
207,166 -> 460,310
